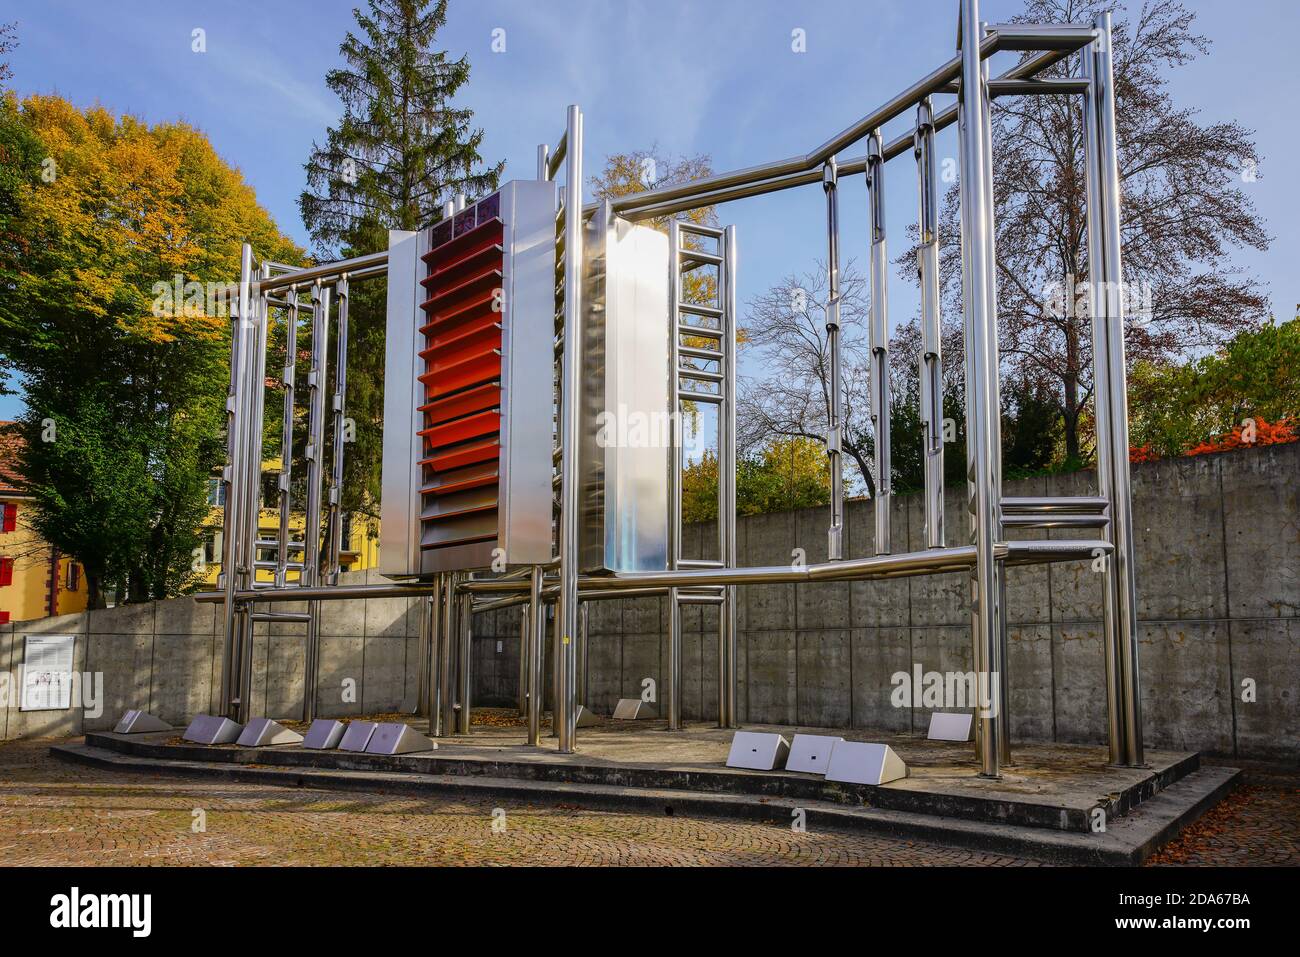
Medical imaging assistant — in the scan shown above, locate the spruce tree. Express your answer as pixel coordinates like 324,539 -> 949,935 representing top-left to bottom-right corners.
300,0 -> 502,524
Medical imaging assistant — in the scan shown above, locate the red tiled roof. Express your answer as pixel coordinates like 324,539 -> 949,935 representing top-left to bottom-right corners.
0,421 -> 26,495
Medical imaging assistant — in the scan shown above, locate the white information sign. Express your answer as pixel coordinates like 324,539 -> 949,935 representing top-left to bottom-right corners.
21,634 -> 76,711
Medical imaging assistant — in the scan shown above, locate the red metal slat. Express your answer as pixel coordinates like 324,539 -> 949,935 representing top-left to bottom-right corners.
420,382 -> 499,424
419,319 -> 501,363
421,241 -> 505,291
418,290 -> 498,338
419,436 -> 500,472
420,269 -> 502,319
418,409 -> 500,450
418,349 -> 501,397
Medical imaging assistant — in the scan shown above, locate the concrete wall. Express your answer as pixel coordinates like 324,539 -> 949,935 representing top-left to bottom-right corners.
4,444 -> 1294,762
0,569 -> 420,739
472,443 -> 1299,761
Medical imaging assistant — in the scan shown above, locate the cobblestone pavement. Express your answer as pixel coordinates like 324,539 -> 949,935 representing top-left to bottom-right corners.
0,740 -> 1293,866
1147,760 -> 1300,867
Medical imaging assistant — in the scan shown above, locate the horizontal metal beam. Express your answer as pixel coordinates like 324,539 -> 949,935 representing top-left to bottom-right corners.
608,26 -> 1093,218
1002,496 -> 1109,514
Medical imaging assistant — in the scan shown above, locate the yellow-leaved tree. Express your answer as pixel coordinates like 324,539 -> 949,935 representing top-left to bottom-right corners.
0,93 -> 303,606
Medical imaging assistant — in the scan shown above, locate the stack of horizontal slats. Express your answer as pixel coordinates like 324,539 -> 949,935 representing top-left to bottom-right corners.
417,196 -> 505,556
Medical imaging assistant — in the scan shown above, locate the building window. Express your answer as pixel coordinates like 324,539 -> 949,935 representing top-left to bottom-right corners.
0,611 -> 9,625
1,502 -> 16,532
207,478 -> 226,507
204,532 -> 222,565
0,556 -> 13,587
66,562 -> 80,592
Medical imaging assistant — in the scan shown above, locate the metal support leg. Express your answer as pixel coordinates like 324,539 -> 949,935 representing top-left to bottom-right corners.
958,0 -> 1005,778
236,263 -> 271,724
721,225 -> 739,727
526,565 -> 544,745
425,579 -> 443,731
555,104 -> 584,753
438,572 -> 457,737
914,98 -> 945,550
1084,11 -> 1144,767
866,131 -> 892,555
822,158 -> 845,561
218,243 -> 253,719
456,587 -> 472,734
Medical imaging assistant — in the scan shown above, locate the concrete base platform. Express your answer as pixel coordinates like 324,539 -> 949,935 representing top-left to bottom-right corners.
58,719 -> 1240,865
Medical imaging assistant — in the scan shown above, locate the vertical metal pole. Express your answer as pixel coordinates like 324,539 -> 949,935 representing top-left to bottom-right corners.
977,41 -> 1013,764
822,158 -> 845,562
275,288 -> 299,587
666,220 -> 683,732
721,224 -> 739,728
526,564 -> 544,745
301,282 -> 330,724
456,586 -> 472,733
866,131 -> 892,555
537,144 -> 550,182
326,276 -> 350,585
424,580 -> 442,731
236,263 -> 270,724
518,607 -> 529,715
958,0 -> 1004,778
1084,12 -> 1143,767
219,243 -> 253,719
555,104 -> 584,752
577,602 -> 589,709
438,573 -> 457,737
915,98 -> 945,550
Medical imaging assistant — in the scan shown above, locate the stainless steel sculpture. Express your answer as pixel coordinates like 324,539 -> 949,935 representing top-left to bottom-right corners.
198,0 -> 1143,777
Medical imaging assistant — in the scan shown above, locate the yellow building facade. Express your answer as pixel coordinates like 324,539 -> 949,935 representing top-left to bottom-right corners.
0,425 -> 89,625
197,475 -> 381,587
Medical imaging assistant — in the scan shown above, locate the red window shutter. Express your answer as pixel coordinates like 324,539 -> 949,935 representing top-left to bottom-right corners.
0,557 -> 12,587
0,611 -> 9,624
1,503 -> 15,533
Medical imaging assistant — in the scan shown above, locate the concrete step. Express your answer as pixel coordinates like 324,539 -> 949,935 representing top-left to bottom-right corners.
51,741 -> 1240,866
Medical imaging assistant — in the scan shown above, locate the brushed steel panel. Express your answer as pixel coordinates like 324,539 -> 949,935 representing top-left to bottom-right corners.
579,212 -> 671,573
379,229 -> 423,577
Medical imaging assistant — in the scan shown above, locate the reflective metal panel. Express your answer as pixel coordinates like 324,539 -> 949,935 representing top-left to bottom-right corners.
579,210 -> 671,573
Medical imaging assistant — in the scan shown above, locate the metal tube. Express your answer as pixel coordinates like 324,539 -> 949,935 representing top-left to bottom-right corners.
537,143 -> 550,182
517,607 -> 528,715
456,585 -> 472,733
236,265 -> 271,723
275,289 -> 300,587
958,0 -> 1004,777
425,579 -> 442,732
866,131 -> 892,555
822,158 -> 845,561
254,250 -> 387,295
721,224 -> 739,728
526,564 -> 544,745
555,104 -> 584,752
915,98 -> 945,550
438,573 -> 457,737
577,602 -> 589,709
197,537 -> 1112,606
218,243 -> 253,718
301,282 -> 329,723
326,276 -> 350,584
1084,12 -> 1143,767
667,218 -> 683,732
547,129 -> 567,180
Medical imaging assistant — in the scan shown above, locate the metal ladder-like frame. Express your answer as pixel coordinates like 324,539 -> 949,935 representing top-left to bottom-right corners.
666,220 -> 738,730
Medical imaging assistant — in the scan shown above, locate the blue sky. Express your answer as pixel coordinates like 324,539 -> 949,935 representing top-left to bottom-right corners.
2,0 -> 1297,421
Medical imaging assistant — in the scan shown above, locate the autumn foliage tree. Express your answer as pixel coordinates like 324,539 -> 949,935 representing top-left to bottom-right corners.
0,94 -> 301,606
